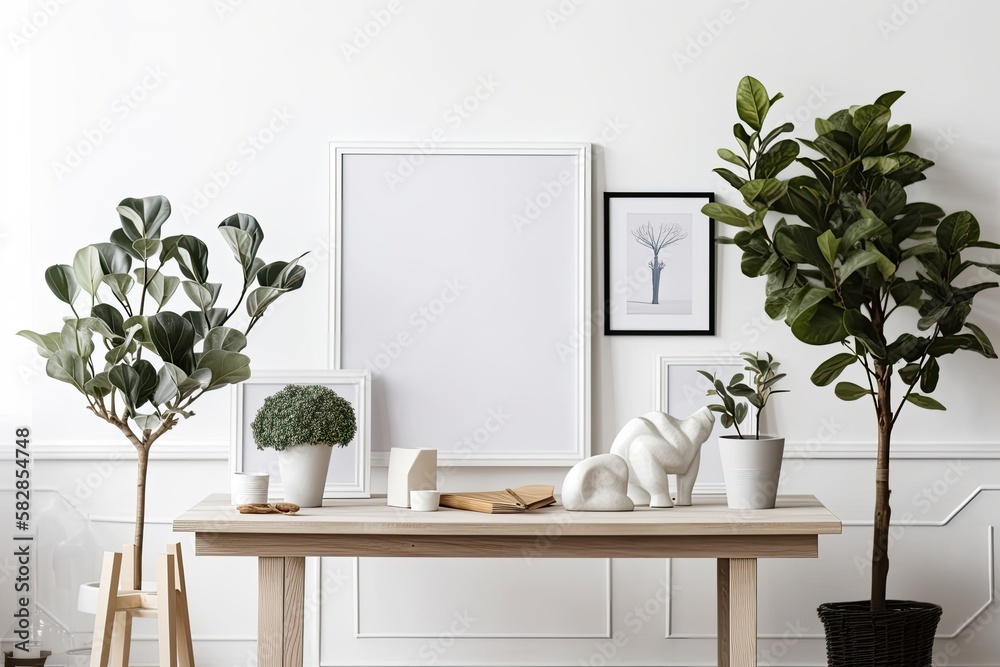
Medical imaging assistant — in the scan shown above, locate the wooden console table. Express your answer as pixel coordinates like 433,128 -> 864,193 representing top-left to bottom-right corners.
174,494 -> 840,667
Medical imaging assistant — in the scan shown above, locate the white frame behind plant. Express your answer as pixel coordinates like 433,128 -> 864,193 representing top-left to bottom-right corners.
330,142 -> 592,466
656,354 -> 759,437
231,370 -> 371,498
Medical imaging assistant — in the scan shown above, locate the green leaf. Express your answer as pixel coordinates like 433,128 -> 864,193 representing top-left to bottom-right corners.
702,202 -> 749,228
835,381 -> 871,401
760,122 -> 794,149
182,281 -> 221,310
153,363 -> 186,405
74,316 -> 117,341
117,196 -> 171,240
843,310 -> 886,358
885,124 -> 912,153
852,104 -> 891,155
109,364 -> 141,412
72,246 -> 106,297
712,168 -> 747,190
132,414 -> 162,431
177,368 -> 212,398
920,357 -> 940,393
811,353 -> 857,387
839,249 -> 881,282
84,372 -> 112,399
899,362 -> 921,385
842,212 -> 890,249
816,230 -> 841,267
739,178 -> 787,209
197,349 -> 251,389
906,393 -> 946,411
774,225 -> 824,266
147,312 -> 197,374
901,243 -> 939,260
218,213 -> 264,270
183,308 -> 227,340
93,242 -> 132,275
110,228 -> 142,260
103,274 -> 135,302
46,350 -> 87,392
936,211 -> 980,253
965,322 -> 997,359
754,139 -> 799,179
246,287 -> 284,318
132,238 -> 162,260
16,330 -> 62,358
203,326 -> 248,353
875,91 -> 906,108
136,270 -> 181,307
44,264 -> 80,306
160,235 -> 210,284
785,285 -> 834,327
790,302 -> 848,346
60,320 -> 95,360
127,361 -> 154,408
717,148 -> 749,170
735,76 -> 771,131
256,254 -> 307,290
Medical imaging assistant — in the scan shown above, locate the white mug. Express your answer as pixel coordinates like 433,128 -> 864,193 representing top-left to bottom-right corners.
232,472 -> 270,505
410,490 -> 441,512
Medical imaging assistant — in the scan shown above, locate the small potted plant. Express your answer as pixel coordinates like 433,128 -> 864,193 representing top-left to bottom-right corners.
699,351 -> 788,509
251,384 -> 358,507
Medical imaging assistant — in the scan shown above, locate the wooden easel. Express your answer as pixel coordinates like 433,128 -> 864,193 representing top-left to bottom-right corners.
90,543 -> 195,667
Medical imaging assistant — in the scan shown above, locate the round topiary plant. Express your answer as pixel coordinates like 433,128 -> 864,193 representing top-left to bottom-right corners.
251,384 -> 357,450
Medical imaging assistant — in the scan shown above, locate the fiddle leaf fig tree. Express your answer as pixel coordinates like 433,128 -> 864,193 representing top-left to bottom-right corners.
705,77 -> 999,612
18,195 -> 308,586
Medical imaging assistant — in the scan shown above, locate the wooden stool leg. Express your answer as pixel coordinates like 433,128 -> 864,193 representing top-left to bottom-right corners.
90,552 -> 123,667
167,543 -> 195,667
157,554 -> 178,667
111,544 -> 136,667
110,614 -> 132,667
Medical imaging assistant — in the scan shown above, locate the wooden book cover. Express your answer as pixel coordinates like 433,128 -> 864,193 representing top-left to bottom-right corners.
439,485 -> 556,514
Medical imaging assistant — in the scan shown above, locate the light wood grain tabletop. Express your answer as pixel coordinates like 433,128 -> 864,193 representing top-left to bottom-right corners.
174,493 -> 842,537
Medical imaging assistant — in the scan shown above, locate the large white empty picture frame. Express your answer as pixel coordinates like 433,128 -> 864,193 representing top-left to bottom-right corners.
231,370 -> 371,497
331,143 -> 591,465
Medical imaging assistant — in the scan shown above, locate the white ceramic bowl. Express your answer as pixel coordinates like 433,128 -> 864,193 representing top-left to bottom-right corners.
410,490 -> 440,512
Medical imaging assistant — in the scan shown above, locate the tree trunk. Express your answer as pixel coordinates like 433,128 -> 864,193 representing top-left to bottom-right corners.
871,370 -> 893,612
651,254 -> 662,305
133,443 -> 150,589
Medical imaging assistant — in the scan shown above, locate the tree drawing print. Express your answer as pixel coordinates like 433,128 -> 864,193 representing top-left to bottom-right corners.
631,221 -> 688,304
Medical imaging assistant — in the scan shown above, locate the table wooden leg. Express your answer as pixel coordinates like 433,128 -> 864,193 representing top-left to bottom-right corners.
717,558 -> 756,667
259,556 -> 305,667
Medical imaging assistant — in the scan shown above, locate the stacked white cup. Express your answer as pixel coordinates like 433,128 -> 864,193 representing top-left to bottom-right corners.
231,472 -> 270,505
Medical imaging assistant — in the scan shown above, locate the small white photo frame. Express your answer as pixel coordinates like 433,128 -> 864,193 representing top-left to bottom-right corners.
231,370 -> 371,498
655,355 -> 759,485
331,143 -> 592,466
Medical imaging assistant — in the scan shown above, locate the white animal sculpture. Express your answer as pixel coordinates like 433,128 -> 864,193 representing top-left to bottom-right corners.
609,407 -> 716,508
561,453 -> 634,512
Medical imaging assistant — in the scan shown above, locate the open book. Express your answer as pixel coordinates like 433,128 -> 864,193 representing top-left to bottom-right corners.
439,485 -> 556,514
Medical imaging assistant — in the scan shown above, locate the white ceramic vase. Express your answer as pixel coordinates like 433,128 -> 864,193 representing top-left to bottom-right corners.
386,448 -> 437,508
276,444 -> 333,508
718,435 -> 785,510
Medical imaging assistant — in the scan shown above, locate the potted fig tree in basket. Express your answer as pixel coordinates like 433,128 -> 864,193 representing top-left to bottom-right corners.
704,76 -> 999,666
17,195 -> 307,648
251,384 -> 358,507
700,351 -> 787,510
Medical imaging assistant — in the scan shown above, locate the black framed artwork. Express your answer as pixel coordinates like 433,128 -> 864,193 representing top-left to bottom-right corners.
604,192 -> 716,335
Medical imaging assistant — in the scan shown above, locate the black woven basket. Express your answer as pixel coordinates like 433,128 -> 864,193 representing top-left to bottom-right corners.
817,600 -> 942,667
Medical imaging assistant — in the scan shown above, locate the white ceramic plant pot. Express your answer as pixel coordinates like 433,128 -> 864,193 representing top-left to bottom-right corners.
719,435 -> 785,510
276,444 -> 333,508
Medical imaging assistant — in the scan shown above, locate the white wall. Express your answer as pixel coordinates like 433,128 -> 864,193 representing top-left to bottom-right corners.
2,1 -> 1000,665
